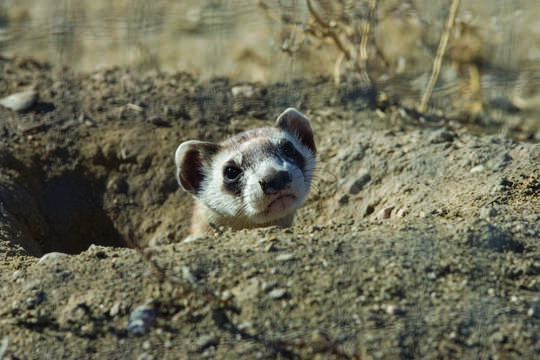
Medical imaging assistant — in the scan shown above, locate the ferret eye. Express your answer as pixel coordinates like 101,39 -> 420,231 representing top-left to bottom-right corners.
281,141 -> 298,158
224,166 -> 242,181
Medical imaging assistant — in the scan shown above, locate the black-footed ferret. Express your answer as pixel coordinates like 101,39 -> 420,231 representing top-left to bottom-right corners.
175,108 -> 316,235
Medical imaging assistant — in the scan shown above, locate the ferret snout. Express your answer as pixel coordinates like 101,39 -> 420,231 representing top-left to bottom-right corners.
259,170 -> 291,194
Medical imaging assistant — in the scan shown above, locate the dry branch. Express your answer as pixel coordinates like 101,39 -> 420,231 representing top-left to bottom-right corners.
418,0 -> 461,113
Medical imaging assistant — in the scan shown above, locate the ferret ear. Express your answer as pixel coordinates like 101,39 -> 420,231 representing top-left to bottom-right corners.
175,140 -> 220,194
275,108 -> 316,155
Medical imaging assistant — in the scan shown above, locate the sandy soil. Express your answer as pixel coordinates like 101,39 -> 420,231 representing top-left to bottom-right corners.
0,56 -> 539,359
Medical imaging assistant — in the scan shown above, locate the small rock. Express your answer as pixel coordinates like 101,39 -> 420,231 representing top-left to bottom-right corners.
479,207 -> 497,218
499,177 -> 513,188
276,253 -> 295,262
470,165 -> 485,173
12,270 -> 23,281
396,207 -> 408,217
0,337 -> 8,359
24,290 -> 46,309
0,90 -> 38,112
196,335 -> 218,352
128,305 -> 157,336
268,288 -> 287,300
150,116 -> 170,127
490,332 -> 505,343
429,129 -> 455,144
80,323 -> 97,337
181,266 -> 199,286
183,234 -> 203,243
231,85 -> 254,98
348,172 -> 372,194
221,290 -> 233,301
262,281 -> 279,292
527,306 -> 539,318
88,244 -> 107,258
377,206 -> 394,219
38,252 -> 68,265
238,322 -> 253,331
110,302 -> 121,317
363,204 -> 375,217
265,243 -> 278,252
385,305 -> 404,316
338,194 -> 349,205
137,353 -> 154,360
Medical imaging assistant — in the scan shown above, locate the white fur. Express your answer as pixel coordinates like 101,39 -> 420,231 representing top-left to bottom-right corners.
176,108 -> 316,234
199,130 -> 314,227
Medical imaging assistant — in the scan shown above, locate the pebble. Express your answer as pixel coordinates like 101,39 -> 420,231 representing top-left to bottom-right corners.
150,116 -> 170,127
348,172 -> 372,195
12,270 -> 23,281
262,281 -> 279,292
470,165 -> 485,173
363,204 -> 375,217
231,85 -> 254,98
276,253 -> 295,262
0,337 -> 8,359
183,234 -> 204,243
265,243 -> 278,252
396,207 -> 408,217
110,302 -> 121,317
128,305 -> 157,336
87,244 -> 107,258
429,129 -> 455,144
24,290 -> 46,309
338,194 -> 349,205
268,288 -> 287,300
479,207 -> 497,218
196,335 -> 218,351
0,90 -> 38,112
385,305 -> 404,316
490,332 -> 505,343
377,206 -> 394,219
137,353 -> 154,360
37,252 -> 68,265
181,266 -> 198,286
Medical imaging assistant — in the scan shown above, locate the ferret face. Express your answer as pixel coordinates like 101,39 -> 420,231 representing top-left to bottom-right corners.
175,108 -> 316,229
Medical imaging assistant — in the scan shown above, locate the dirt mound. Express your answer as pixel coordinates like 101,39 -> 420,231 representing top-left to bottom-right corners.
0,57 -> 539,359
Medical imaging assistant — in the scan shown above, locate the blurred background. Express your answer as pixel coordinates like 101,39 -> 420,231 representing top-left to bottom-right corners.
1,0 -> 539,137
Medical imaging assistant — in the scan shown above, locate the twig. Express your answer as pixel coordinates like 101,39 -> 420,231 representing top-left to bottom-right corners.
306,0 -> 352,61
418,0 -> 461,113
334,52 -> 345,86
359,0 -> 377,64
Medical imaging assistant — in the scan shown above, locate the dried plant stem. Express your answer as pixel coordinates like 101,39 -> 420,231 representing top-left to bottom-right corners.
306,0 -> 352,61
418,0 -> 461,113
334,52 -> 345,85
359,0 -> 377,63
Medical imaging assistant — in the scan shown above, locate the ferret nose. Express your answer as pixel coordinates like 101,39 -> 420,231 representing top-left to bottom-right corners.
259,170 -> 291,194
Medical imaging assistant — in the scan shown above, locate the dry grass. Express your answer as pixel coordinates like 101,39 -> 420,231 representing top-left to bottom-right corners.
418,0 -> 461,113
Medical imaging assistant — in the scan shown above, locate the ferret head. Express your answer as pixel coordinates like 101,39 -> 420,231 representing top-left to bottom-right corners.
175,108 -> 316,229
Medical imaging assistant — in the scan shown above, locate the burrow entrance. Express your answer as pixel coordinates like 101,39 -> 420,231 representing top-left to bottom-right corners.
2,161 -> 128,256
36,170 -> 127,254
